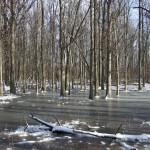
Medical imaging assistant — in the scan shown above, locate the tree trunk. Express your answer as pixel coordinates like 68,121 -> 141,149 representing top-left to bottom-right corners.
124,7 -> 128,91
23,28 -> 27,93
94,0 -> 98,97
114,21 -> 119,96
0,12 -> 3,96
138,0 -> 142,90
105,0 -> 112,99
36,0 -> 39,94
89,0 -> 94,100
141,2 -> 145,87
3,0 -> 10,86
41,0 -> 46,92
65,48 -> 70,92
101,0 -> 106,91
98,0 -> 102,88
59,0 -> 66,97
10,0 -> 16,94
79,39 -> 84,91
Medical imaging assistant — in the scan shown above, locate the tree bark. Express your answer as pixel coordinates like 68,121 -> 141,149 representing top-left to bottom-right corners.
10,0 -> 16,94
3,0 -> 10,86
22,27 -> 27,93
114,21 -> 119,96
89,0 -> 94,100
41,0 -> 46,92
0,12 -> 3,96
98,0 -> 102,88
36,0 -> 39,94
94,0 -> 98,97
138,0 -> 142,90
101,0 -> 106,91
59,0 -> 66,97
105,0 -> 112,99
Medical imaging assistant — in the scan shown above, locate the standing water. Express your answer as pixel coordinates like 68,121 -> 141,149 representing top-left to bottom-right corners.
0,89 -> 150,150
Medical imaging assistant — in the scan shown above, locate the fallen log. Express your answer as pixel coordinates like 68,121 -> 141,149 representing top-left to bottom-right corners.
28,114 -> 150,142
28,114 -> 74,134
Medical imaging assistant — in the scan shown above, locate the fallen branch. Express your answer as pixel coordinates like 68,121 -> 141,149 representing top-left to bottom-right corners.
28,114 -> 150,142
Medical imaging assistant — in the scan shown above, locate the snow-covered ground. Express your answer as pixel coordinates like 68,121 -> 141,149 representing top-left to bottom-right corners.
0,84 -> 20,103
0,94 -> 20,104
111,83 -> 150,92
1,83 -> 150,104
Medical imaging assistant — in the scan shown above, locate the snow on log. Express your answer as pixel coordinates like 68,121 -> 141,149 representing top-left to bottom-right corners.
28,114 -> 74,134
28,114 -> 150,142
28,114 -> 54,131
52,126 -> 74,134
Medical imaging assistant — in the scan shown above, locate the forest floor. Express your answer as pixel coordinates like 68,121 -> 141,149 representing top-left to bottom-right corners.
0,84 -> 150,149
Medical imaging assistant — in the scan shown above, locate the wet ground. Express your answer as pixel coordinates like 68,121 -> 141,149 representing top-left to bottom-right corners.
0,88 -> 150,149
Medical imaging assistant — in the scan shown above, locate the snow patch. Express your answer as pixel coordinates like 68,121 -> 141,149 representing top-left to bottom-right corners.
88,126 -> 100,130
0,94 -> 20,104
98,87 -> 101,90
52,126 -> 74,134
120,142 -> 136,150
95,95 -> 100,99
142,120 -> 150,126
0,94 -> 20,100
105,96 -> 113,100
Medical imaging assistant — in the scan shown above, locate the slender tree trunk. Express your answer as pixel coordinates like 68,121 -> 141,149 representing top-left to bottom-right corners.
41,0 -> 46,92
83,62 -> 86,90
141,3 -> 145,87
3,0 -> 9,86
138,0 -> 142,90
98,0 -> 102,87
59,0 -> 66,97
51,33 -> 55,91
22,6 -> 27,93
89,0 -> 94,100
36,0 -> 39,94
65,48 -> 70,92
94,0 -> 98,97
10,0 -> 16,94
79,38 -> 84,91
114,21 -> 119,96
144,22 -> 149,83
51,3 -> 56,91
101,0 -> 106,90
124,8 -> 128,91
23,28 -> 27,93
105,0 -> 112,99
0,12 -> 3,96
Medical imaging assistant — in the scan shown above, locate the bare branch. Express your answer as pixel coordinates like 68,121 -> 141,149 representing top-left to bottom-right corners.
133,6 -> 150,13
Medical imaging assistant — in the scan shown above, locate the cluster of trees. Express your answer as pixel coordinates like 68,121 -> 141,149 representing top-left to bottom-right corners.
0,0 -> 149,99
